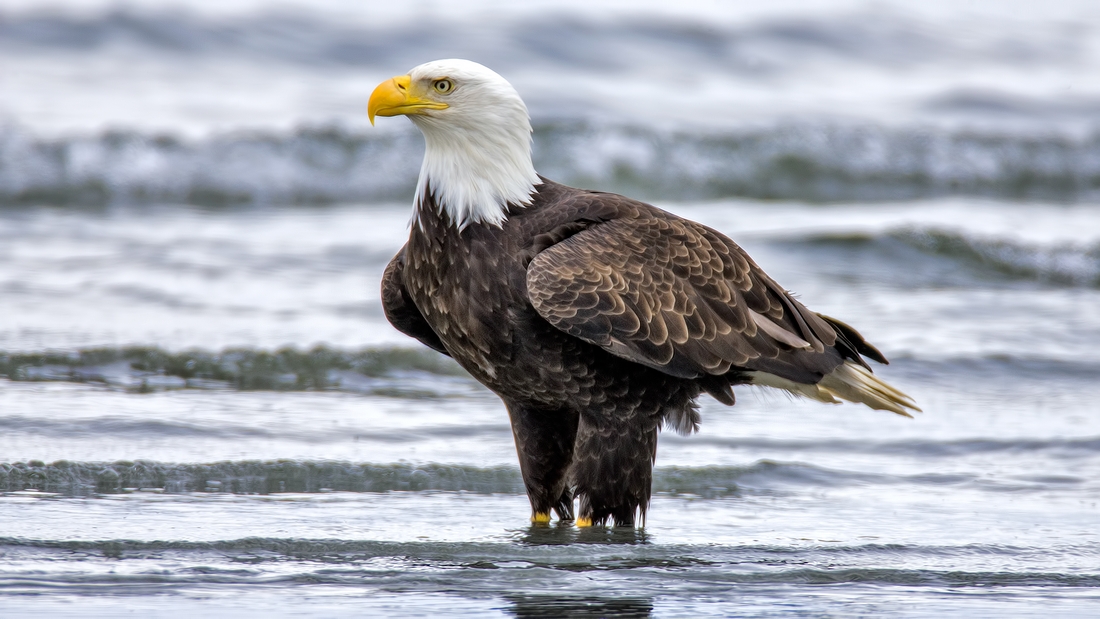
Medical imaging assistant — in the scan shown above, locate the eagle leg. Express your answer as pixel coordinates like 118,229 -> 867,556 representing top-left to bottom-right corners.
571,412 -> 660,528
553,486 -> 575,520
505,402 -> 579,523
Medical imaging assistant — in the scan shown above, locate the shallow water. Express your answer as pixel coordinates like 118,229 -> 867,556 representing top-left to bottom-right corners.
3,0 -> 1100,616
2,200 -> 1098,617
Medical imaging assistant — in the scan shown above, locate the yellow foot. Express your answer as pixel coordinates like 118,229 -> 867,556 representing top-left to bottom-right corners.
575,516 -> 593,528
531,511 -> 551,524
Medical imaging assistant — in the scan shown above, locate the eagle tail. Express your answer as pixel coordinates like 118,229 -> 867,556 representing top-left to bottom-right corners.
817,362 -> 921,417
750,361 -> 921,417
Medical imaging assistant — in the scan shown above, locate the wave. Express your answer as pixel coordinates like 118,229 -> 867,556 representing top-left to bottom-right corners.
893,228 -> 1100,286
4,345 -> 1099,393
0,125 -> 422,206
1,458 -> 1090,497
1,537 -> 1097,590
0,461 -> 524,496
0,8 -> 1049,71
0,345 -> 468,394
0,536 -> 1044,559
4,122 -> 1100,206
663,436 -> 1100,459
774,227 -> 1100,288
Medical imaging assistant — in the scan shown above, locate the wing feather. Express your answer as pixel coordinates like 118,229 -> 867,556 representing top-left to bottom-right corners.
381,248 -> 450,356
526,201 -> 849,383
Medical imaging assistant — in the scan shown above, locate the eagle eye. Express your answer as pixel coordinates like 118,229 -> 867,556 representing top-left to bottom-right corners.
433,79 -> 454,94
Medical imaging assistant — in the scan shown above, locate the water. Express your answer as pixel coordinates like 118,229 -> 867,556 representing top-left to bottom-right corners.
2,1 -> 1099,617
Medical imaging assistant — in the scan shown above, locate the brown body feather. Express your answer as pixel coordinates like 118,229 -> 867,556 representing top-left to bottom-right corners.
382,178 -> 911,526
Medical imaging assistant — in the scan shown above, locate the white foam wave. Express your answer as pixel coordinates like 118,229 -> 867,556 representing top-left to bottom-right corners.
3,122 -> 1100,205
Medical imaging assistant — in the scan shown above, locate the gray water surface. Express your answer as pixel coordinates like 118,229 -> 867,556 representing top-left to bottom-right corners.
2,1 -> 1100,616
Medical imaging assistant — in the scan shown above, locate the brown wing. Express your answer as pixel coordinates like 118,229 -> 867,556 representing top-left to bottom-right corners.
526,202 -> 861,385
381,247 -> 450,356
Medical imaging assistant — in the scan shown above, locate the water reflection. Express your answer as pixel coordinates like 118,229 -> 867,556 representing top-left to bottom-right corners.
507,595 -> 653,619
515,523 -> 651,545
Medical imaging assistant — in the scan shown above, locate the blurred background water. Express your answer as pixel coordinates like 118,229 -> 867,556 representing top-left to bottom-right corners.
1,1 -> 1099,617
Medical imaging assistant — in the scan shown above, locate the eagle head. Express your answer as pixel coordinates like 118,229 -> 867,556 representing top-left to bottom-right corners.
369,59 -> 540,229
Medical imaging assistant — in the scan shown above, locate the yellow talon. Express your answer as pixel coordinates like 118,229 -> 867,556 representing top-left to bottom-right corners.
575,516 -> 593,527
531,511 -> 551,524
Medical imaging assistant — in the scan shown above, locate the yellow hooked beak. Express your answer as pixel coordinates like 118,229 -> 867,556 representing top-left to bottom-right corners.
368,75 -> 449,125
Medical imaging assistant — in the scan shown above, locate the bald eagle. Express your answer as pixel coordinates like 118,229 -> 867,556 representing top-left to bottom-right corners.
370,59 -> 918,527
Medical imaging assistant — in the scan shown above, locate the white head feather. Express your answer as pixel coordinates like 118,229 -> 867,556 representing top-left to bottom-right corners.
404,59 -> 540,229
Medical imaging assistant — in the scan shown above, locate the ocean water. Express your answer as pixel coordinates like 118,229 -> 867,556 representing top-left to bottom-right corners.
2,1 -> 1099,617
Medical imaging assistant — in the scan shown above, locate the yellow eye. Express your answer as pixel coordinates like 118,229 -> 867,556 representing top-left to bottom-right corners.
433,79 -> 454,94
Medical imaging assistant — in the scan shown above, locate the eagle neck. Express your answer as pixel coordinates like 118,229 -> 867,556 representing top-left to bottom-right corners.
410,113 -> 540,231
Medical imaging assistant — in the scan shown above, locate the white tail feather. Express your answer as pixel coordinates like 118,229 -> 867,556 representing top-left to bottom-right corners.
750,362 -> 921,417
